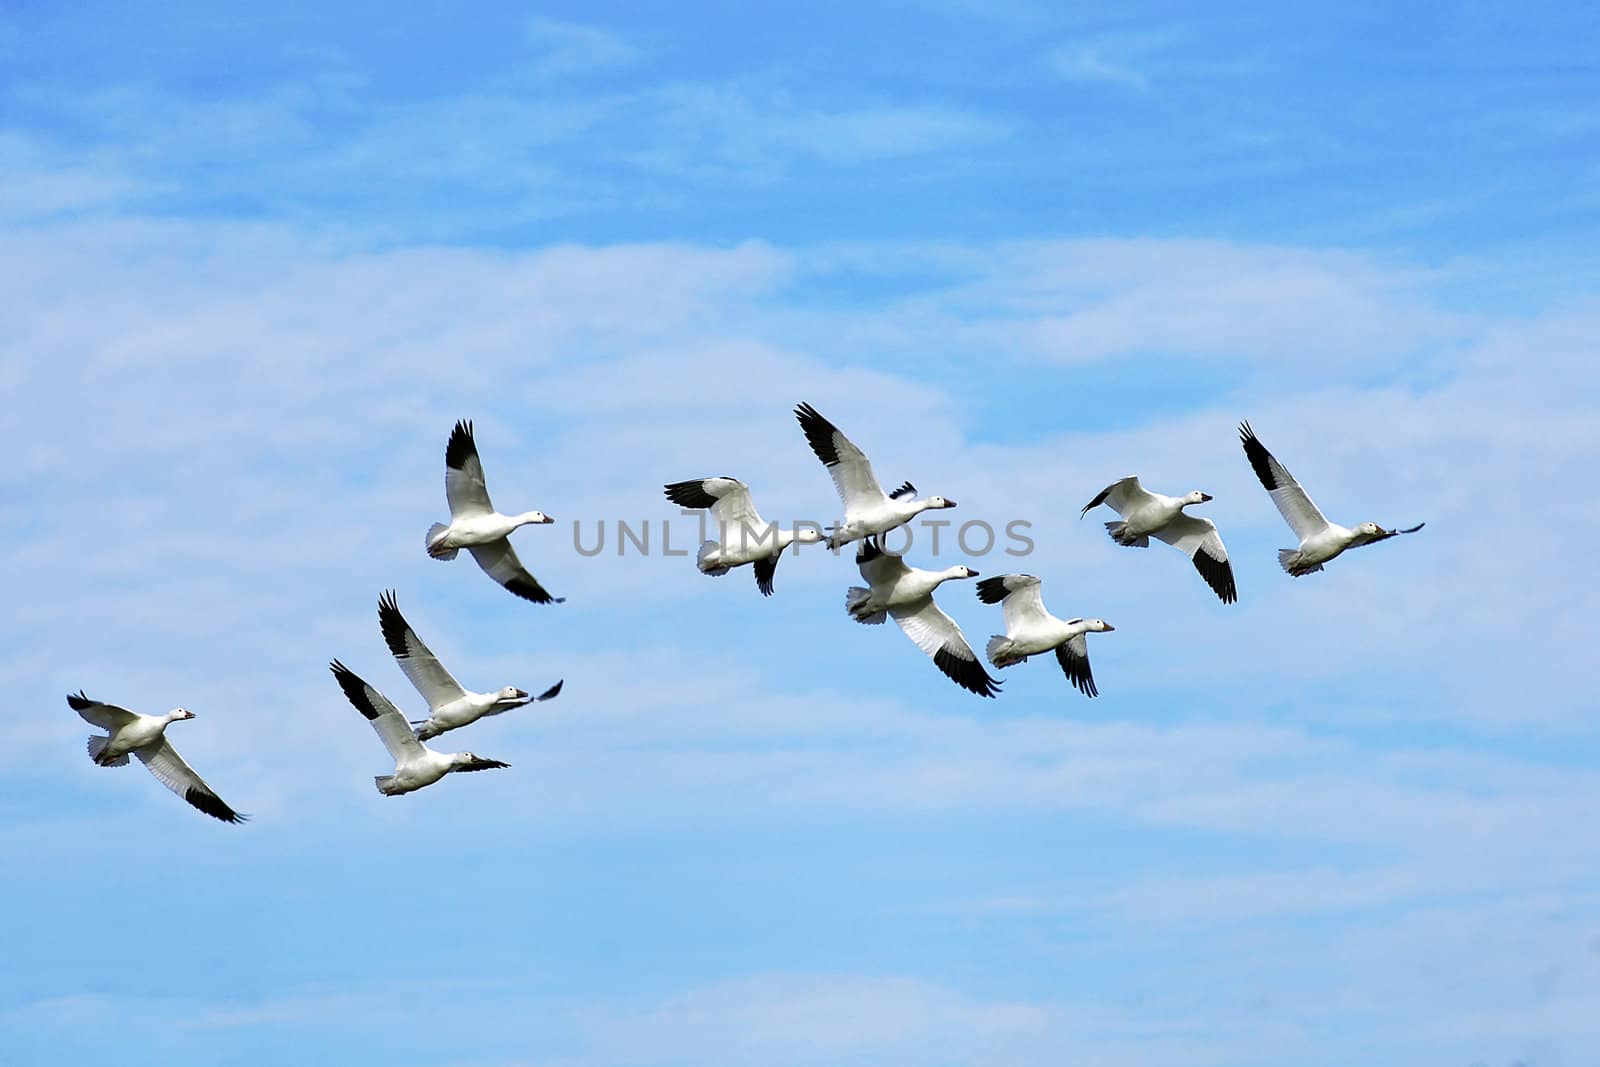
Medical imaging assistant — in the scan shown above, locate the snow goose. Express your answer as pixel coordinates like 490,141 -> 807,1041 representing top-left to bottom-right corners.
794,402 -> 956,549
663,477 -> 824,595
975,576 -> 1114,698
1239,422 -> 1425,576
427,419 -> 564,604
329,660 -> 510,796
378,591 -> 562,741
846,541 -> 1001,698
68,691 -> 246,823
1080,477 -> 1237,603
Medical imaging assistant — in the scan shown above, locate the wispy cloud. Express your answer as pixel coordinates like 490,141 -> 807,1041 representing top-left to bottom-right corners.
523,17 -> 639,80
1048,31 -> 1177,90
2,72 -> 1008,228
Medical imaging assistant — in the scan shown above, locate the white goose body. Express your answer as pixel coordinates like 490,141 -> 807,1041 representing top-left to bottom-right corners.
832,496 -> 944,549
1239,422 -> 1424,577
975,575 -> 1115,698
846,542 -> 1001,698
426,419 -> 563,604
1080,476 -> 1237,603
795,402 -> 956,549
850,561 -> 958,616
68,691 -> 247,823
378,592 -> 561,741
430,510 -> 546,551
330,661 -> 511,795
663,477 -> 824,596
95,709 -> 178,759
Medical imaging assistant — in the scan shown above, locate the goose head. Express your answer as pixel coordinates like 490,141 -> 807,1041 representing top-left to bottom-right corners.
1182,491 -> 1214,507
168,707 -> 196,722
1347,521 -> 1393,546
793,526 -> 826,545
923,495 -> 957,509
494,686 -> 533,707
1086,619 -> 1115,632
519,511 -> 556,525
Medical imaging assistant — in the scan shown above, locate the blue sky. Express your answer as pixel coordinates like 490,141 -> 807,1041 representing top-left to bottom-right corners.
2,3 -> 1598,1065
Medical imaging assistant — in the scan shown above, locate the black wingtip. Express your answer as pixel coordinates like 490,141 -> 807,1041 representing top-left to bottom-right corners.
505,577 -> 564,605
889,481 -> 916,501
536,680 -> 564,701
753,554 -> 779,597
1080,484 -> 1113,518
376,590 -> 411,659
663,479 -> 721,510
444,419 -> 477,471
934,647 -> 1003,698
456,757 -> 512,773
329,659 -> 381,720
66,689 -> 95,711
855,539 -> 883,564
1054,643 -> 1100,698
974,576 -> 1010,604
1238,420 -> 1277,491
1192,552 -> 1238,605
794,401 -> 842,467
185,786 -> 249,825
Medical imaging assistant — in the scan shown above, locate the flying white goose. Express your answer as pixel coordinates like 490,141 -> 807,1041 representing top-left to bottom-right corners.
329,660 -> 510,796
1239,422 -> 1425,576
846,541 -> 1001,698
1080,477 -> 1237,603
975,575 -> 1114,698
794,402 -> 956,549
68,691 -> 246,823
426,419 -> 564,604
663,477 -> 824,596
377,591 -> 562,741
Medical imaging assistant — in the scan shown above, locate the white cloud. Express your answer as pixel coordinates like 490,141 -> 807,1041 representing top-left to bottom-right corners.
811,238 -> 1467,368
3,71 -> 1009,226
1048,31 -> 1179,90
524,17 -> 638,80
563,973 -> 1284,1067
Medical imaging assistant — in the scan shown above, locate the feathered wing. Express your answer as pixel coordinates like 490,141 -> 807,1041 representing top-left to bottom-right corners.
444,419 -> 495,519
752,554 -> 780,597
795,403 -> 887,513
855,539 -> 911,588
451,756 -> 511,773
1080,477 -> 1155,518
889,598 -> 1003,698
468,539 -> 564,604
330,660 -> 425,765
135,738 -> 248,824
664,477 -> 765,533
66,691 -> 137,732
1239,422 -> 1330,541
661,477 -> 726,510
1054,635 -> 1099,698
1153,515 -> 1238,604
377,591 -> 467,710
977,574 -> 1050,636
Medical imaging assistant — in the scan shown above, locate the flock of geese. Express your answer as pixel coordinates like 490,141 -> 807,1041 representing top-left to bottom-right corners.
71,406 -> 1424,823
